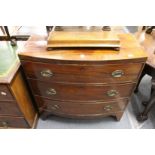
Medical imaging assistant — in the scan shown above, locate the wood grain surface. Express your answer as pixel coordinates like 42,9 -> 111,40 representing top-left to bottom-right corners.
35,96 -> 128,116
22,61 -> 143,84
18,34 -> 147,62
47,31 -> 120,48
0,116 -> 29,128
29,79 -> 135,102
10,69 -> 37,127
0,101 -> 23,116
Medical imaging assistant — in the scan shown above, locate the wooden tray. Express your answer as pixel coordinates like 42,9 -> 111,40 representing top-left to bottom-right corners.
47,31 -> 120,50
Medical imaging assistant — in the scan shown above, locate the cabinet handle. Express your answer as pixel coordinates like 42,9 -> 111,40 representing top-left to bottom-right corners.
0,121 -> 8,128
41,69 -> 53,77
107,90 -> 118,97
112,70 -> 124,78
0,91 -> 7,96
104,105 -> 113,111
46,88 -> 57,95
51,104 -> 60,110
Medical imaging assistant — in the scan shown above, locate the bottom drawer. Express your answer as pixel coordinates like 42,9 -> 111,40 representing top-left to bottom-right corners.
35,96 -> 128,116
0,116 -> 29,128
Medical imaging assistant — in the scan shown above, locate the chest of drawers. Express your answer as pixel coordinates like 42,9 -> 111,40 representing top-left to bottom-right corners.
0,42 -> 37,128
18,33 -> 147,121
0,67 -> 37,128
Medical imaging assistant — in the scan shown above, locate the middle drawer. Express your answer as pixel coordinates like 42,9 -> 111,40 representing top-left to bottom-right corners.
29,79 -> 135,101
0,101 -> 23,116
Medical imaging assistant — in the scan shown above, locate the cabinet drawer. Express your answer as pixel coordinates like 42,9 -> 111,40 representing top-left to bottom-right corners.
29,79 -> 134,101
22,61 -> 143,83
0,116 -> 29,128
0,101 -> 23,116
0,85 -> 14,101
35,96 -> 128,116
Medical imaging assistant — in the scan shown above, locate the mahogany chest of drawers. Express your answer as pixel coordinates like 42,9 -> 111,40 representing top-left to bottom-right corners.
0,42 -> 37,128
18,33 -> 147,121
0,66 -> 37,128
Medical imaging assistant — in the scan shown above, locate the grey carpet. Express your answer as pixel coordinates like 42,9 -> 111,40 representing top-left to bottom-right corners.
37,111 -> 132,129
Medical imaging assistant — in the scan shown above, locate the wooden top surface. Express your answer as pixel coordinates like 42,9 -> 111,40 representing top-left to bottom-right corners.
47,31 -> 120,48
18,33 -> 147,62
0,42 -> 20,83
135,31 -> 155,68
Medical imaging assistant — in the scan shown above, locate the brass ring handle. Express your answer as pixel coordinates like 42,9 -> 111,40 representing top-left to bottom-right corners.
112,70 -> 124,78
0,121 -> 8,128
107,90 -> 118,97
41,69 -> 53,77
46,88 -> 57,95
0,91 -> 7,96
104,105 -> 113,111
51,104 -> 60,110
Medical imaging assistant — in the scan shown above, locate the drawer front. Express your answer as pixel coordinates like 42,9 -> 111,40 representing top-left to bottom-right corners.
0,85 -> 14,101
35,96 -> 128,115
22,61 -> 143,83
29,79 -> 134,101
0,101 -> 23,116
0,117 -> 29,128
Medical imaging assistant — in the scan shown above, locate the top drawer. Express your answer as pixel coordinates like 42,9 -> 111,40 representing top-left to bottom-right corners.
22,61 -> 143,84
0,85 -> 14,101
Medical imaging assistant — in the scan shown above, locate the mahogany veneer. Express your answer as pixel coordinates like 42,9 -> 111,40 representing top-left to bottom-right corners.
35,96 -> 128,119
29,80 -> 134,101
18,32 -> 147,121
22,61 -> 143,84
